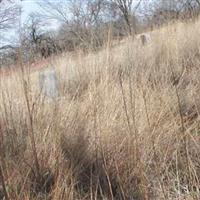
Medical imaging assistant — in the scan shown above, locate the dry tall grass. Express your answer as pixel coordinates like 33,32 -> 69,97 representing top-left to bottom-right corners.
1,19 -> 200,200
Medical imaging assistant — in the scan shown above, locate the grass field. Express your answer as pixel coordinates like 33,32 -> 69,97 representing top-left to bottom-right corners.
1,19 -> 200,199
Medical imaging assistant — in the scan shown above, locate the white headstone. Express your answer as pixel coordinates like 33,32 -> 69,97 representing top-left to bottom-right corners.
39,69 -> 59,98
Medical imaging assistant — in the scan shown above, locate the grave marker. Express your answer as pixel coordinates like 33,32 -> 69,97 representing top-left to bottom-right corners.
39,69 -> 59,98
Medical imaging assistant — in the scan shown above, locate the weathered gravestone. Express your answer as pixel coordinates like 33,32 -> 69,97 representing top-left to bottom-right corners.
39,69 -> 59,98
140,33 -> 151,46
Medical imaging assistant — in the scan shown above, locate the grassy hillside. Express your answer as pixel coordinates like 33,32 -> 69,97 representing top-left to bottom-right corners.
1,19 -> 200,199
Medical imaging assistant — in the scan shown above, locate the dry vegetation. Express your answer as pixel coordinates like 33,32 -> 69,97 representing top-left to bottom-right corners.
1,18 -> 200,200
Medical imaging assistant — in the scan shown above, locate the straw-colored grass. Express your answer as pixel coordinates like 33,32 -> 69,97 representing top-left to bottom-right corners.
1,19 -> 200,199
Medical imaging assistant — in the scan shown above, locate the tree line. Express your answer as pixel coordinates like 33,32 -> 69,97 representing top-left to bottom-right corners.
1,0 -> 200,66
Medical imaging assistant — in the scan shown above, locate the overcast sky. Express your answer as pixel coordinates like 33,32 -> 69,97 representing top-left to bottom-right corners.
21,0 -> 41,21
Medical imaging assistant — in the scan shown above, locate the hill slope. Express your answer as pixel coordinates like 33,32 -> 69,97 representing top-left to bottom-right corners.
1,19 -> 200,199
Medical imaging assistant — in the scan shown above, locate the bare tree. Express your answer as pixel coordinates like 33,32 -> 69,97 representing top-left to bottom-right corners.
37,0 -> 105,24
21,14 -> 59,59
110,0 -> 142,34
38,0 -> 107,49
0,1 -> 20,66
111,0 -> 133,34
151,0 -> 200,25
38,0 -> 143,48
0,0 -> 20,32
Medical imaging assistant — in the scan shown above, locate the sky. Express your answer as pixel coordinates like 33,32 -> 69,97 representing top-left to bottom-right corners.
21,0 -> 41,21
